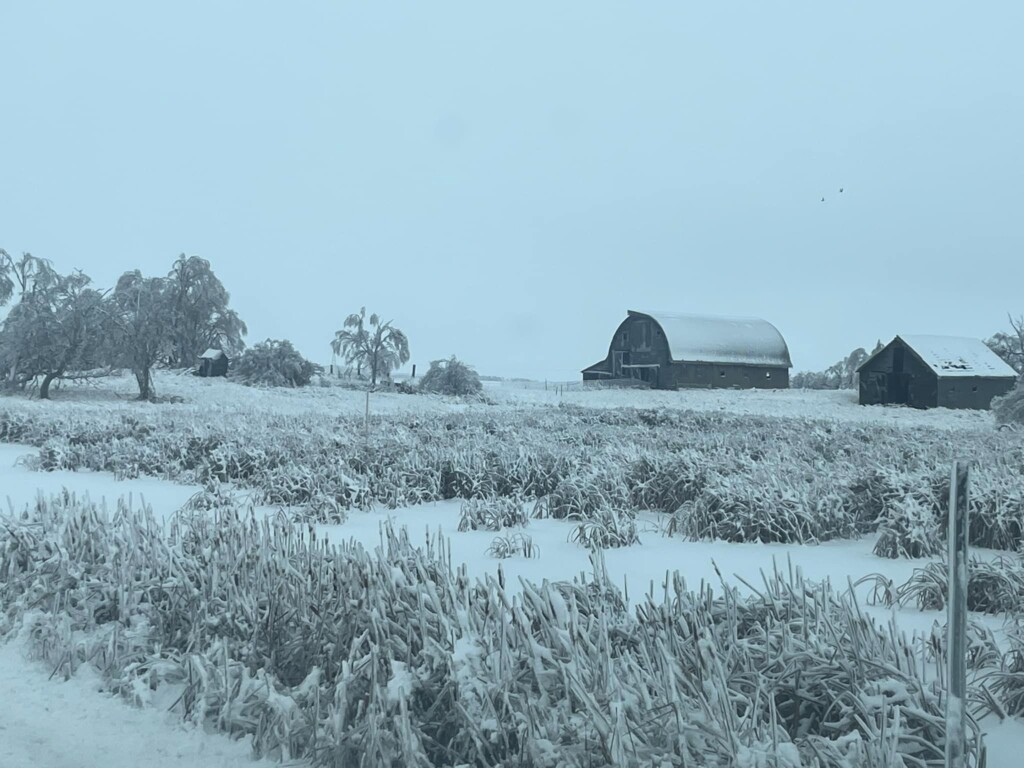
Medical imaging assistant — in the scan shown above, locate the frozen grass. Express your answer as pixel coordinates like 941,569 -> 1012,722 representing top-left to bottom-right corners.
1,491 -> 999,767
3,373 -> 1024,764
485,532 -> 539,559
2,390 -> 1022,558
457,497 -> 528,532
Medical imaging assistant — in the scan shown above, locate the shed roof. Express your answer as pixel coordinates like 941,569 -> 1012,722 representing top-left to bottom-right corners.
861,335 -> 1017,379
199,348 -> 225,360
629,310 -> 792,368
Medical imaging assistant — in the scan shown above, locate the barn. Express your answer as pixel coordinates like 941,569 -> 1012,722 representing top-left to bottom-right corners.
581,310 -> 792,390
196,348 -> 229,378
856,335 -> 1017,410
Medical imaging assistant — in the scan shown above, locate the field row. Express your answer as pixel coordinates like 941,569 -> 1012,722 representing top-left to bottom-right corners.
1,404 -> 1022,555
3,491 -> 1014,767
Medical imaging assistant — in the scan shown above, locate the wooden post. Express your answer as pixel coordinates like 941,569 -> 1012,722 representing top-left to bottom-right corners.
412,364 -> 416,379
946,460 -> 969,768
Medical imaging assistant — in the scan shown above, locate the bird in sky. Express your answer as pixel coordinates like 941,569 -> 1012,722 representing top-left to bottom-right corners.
839,187 -> 844,193
821,197 -> 825,202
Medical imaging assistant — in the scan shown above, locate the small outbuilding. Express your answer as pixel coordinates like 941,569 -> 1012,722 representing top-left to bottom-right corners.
195,348 -> 229,378
582,310 -> 792,390
856,335 -> 1017,410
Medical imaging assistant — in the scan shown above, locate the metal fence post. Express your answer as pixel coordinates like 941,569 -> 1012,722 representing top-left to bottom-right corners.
946,460 -> 969,768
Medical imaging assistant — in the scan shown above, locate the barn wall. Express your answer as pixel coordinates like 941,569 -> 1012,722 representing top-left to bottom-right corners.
857,340 -> 938,408
602,316 -> 672,386
936,377 -> 1015,410
197,354 -> 229,377
667,362 -> 787,390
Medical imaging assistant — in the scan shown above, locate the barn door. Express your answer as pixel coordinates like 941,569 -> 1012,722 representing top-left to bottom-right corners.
867,372 -> 888,404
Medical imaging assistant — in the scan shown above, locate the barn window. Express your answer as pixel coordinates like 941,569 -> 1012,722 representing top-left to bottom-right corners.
972,385 -> 978,392
719,371 -> 726,378
765,371 -> 772,379
621,331 -> 629,344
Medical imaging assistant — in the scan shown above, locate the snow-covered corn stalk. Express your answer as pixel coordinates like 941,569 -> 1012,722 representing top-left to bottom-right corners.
1,491 -> 995,766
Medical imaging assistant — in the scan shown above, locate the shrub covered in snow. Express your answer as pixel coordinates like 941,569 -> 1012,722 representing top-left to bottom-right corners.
992,380 -> 1024,426
229,338 -> 320,387
418,356 -> 483,396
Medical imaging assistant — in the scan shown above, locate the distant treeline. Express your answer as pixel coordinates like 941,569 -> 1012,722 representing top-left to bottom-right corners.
0,250 -> 246,401
793,316 -> 1024,390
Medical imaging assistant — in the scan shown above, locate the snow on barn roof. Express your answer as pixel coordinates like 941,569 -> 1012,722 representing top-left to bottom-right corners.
199,349 -> 225,360
629,310 -> 792,368
894,335 -> 1018,378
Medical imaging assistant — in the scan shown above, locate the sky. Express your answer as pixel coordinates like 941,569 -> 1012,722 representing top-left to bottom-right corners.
1,2 -> 1022,381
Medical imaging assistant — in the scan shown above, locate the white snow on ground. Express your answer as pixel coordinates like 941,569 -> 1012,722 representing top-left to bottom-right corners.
0,630 -> 295,768
10,369 -> 1002,430
313,500 -> 1015,647
983,719 -> 1024,767
0,376 -> 1021,765
0,444 -> 201,519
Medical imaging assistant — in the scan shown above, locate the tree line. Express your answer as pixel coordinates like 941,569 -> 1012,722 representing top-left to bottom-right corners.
0,250 -> 245,400
0,246 -> 483,400
793,315 -> 1024,390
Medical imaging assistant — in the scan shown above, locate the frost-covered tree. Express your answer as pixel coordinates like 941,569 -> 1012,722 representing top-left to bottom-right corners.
986,314 -> 1024,375
331,307 -> 410,388
0,270 -> 107,398
330,306 -> 369,378
419,356 -> 483,396
166,254 -> 247,367
103,271 -> 173,401
792,347 -> 867,390
993,382 -> 1024,426
0,251 -> 58,386
0,249 -> 15,307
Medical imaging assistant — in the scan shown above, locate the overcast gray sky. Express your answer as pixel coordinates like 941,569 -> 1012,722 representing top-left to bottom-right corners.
2,2 -> 1022,380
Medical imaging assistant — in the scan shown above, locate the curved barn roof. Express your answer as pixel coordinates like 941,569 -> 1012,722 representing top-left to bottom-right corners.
629,310 -> 792,368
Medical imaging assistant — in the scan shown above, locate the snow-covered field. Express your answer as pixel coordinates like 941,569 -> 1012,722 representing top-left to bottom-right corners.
24,369 -> 1000,430
0,629 -> 289,768
2,373 -> 1022,766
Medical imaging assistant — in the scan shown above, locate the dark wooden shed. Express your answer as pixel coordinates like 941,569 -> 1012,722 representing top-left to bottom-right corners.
196,348 -> 229,377
856,335 -> 1016,410
582,310 -> 792,390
